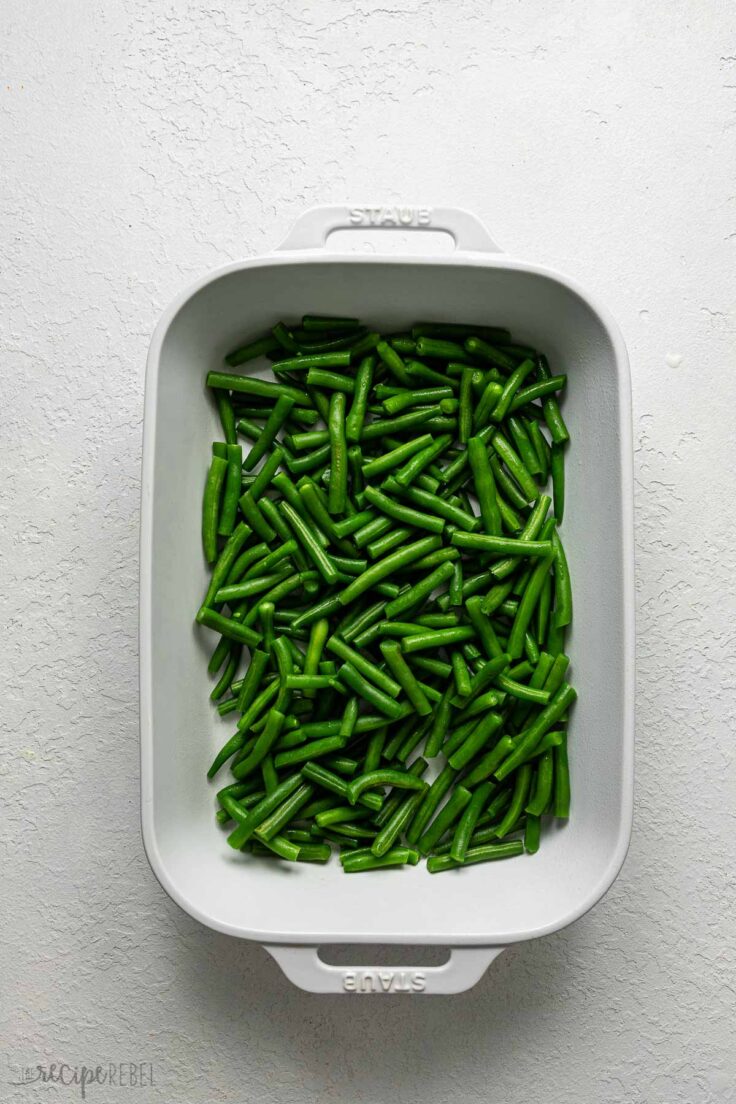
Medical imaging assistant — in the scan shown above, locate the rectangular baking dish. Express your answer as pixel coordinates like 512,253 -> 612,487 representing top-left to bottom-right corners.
140,206 -> 634,995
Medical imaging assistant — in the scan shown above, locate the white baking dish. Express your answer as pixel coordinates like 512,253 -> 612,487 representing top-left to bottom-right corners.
140,206 -> 634,995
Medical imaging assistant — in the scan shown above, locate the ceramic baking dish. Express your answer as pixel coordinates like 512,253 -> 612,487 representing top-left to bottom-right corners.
140,206 -> 634,995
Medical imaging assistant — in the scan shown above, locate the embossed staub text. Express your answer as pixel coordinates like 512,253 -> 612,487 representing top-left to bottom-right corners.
342,969 -> 426,993
348,206 -> 432,227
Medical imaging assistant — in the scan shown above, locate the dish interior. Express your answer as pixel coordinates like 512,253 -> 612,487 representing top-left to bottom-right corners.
142,257 -> 632,943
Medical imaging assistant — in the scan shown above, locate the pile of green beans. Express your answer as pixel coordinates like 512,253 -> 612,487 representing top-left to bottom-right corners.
197,315 -> 575,872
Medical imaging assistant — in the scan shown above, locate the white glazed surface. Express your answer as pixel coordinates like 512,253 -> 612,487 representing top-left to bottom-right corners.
3,0 -> 735,1099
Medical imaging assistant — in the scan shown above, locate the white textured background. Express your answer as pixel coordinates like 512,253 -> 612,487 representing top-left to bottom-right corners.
2,2 -> 735,1102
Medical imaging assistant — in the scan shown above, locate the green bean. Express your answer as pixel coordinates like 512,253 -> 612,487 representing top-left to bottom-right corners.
359,406 -> 437,441
383,478 -> 479,532
464,336 -> 516,372
394,434 -> 453,487
389,335 -> 417,355
417,786 -> 471,855
305,368 -> 355,394
337,534 -> 442,606
371,784 -> 428,857
537,355 -> 570,443
406,763 -> 457,844
489,454 -> 528,513
225,334 -> 280,367
406,359 -> 460,389
273,736 -> 346,770
238,490 -> 276,543
241,539 -> 298,583
494,675 -> 548,705
516,729 -> 565,766
427,840 -> 523,872
455,653 -> 512,705
383,387 -> 452,415
510,376 -> 567,412
202,521 -> 253,606
216,392 -> 237,444
315,804 -> 375,828
255,781 -> 316,841
384,560 -> 455,620
458,367 -> 474,443
362,434 -> 433,479
490,433 -> 539,502
527,418 -> 550,480
413,322 -> 511,343
326,635 -> 401,697
524,632 -> 540,665
448,710 -> 503,771
553,737 -> 571,818
399,626 -> 476,654
551,442 -> 565,523
338,695 -> 359,740
327,391 -> 348,515
346,768 -> 425,806
415,336 -> 470,362
455,687 -> 504,722
353,514 -> 393,549
451,532 -> 552,557
230,708 -> 286,780
523,812 -> 541,853
345,355 -> 375,443
364,485 -> 444,535
210,643 -> 240,701
301,762 -> 382,811
379,640 -> 432,716
196,606 -> 262,648
207,370 -> 311,407
271,321 -> 300,354
339,662 -> 405,720
551,529 -> 573,628
288,430 -> 330,452
450,650 -> 472,698
451,781 -> 493,863
202,454 -> 228,562
541,652 -> 570,698
508,415 -> 542,476
302,315 -> 361,332
491,358 -> 535,422
242,396 -> 293,471
226,771 -> 303,848
495,683 -> 577,781
467,436 -> 502,536
366,526 -> 413,560
494,763 -> 532,837
279,502 -> 340,585
234,648 -> 270,716
300,616 -> 329,699
341,847 -> 419,872
507,552 -> 555,659
273,352 -> 351,373
449,561 -> 464,607
473,378 -> 505,429
464,596 -> 503,659
461,735 -> 516,788
526,749 -> 554,816
376,340 -> 411,385
214,570 -> 289,604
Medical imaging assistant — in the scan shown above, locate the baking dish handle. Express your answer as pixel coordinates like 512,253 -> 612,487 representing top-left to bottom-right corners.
276,205 -> 501,254
263,944 -> 507,995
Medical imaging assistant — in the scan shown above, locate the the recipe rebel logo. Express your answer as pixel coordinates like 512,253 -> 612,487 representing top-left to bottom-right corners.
348,206 -> 433,227
342,969 -> 427,993
8,1061 -> 155,1099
